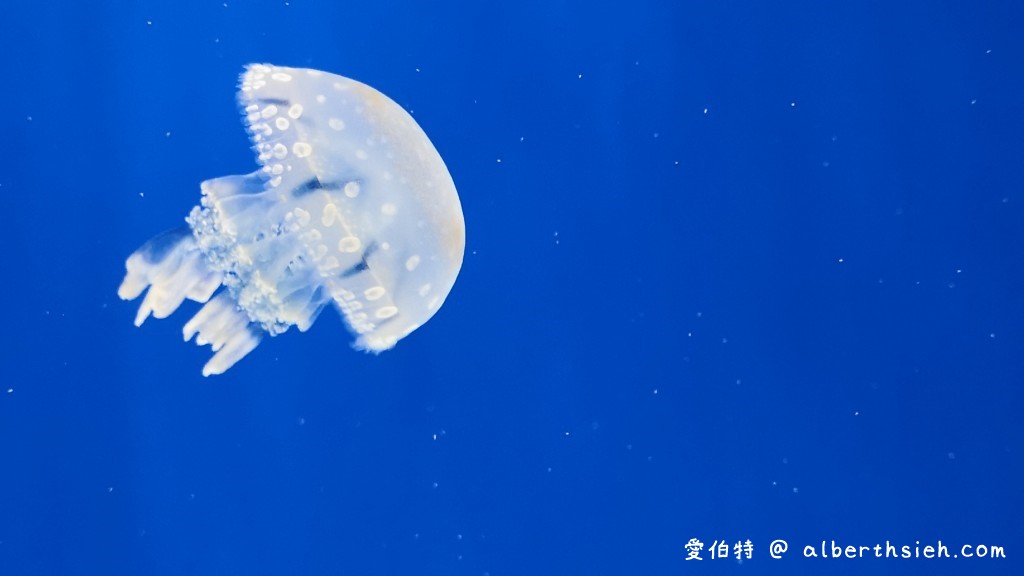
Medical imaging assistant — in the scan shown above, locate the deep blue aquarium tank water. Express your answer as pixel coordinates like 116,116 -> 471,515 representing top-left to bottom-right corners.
1,1 -> 1021,575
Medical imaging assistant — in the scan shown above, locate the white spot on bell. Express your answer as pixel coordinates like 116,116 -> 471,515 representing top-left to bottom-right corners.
405,255 -> 421,271
288,104 -> 304,119
328,118 -> 345,131
272,143 -> 288,159
293,142 -> 312,158
338,236 -> 361,253
381,203 -> 397,216
364,286 -> 386,301
321,203 -> 339,226
344,181 -> 360,198
376,306 -> 399,319
260,105 -> 278,119
355,149 -> 368,160
275,117 -> 289,130
271,72 -> 292,82
316,94 -> 326,104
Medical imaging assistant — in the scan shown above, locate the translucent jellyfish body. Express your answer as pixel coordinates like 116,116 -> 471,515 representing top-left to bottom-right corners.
119,64 -> 465,375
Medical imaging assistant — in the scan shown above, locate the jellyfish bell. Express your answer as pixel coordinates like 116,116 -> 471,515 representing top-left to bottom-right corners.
119,64 -> 465,376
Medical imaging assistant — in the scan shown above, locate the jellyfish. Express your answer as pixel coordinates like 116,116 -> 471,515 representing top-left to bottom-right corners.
118,64 -> 465,376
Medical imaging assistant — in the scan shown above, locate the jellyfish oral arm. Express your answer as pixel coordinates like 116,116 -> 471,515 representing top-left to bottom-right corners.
118,225 -> 261,376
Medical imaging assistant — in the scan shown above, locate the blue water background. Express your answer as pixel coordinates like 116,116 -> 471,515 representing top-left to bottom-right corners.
1,1 -> 1021,574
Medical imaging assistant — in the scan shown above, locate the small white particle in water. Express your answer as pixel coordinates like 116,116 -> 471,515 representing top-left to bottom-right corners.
790,101 -> 796,107
165,131 -> 171,137
971,99 -> 977,105
578,73 -> 583,79
496,158 -> 501,163
6,388 -> 12,394
704,107 -> 709,114
146,20 -> 152,25
990,333 -> 996,338
838,258 -> 844,263
139,192 -> 144,198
